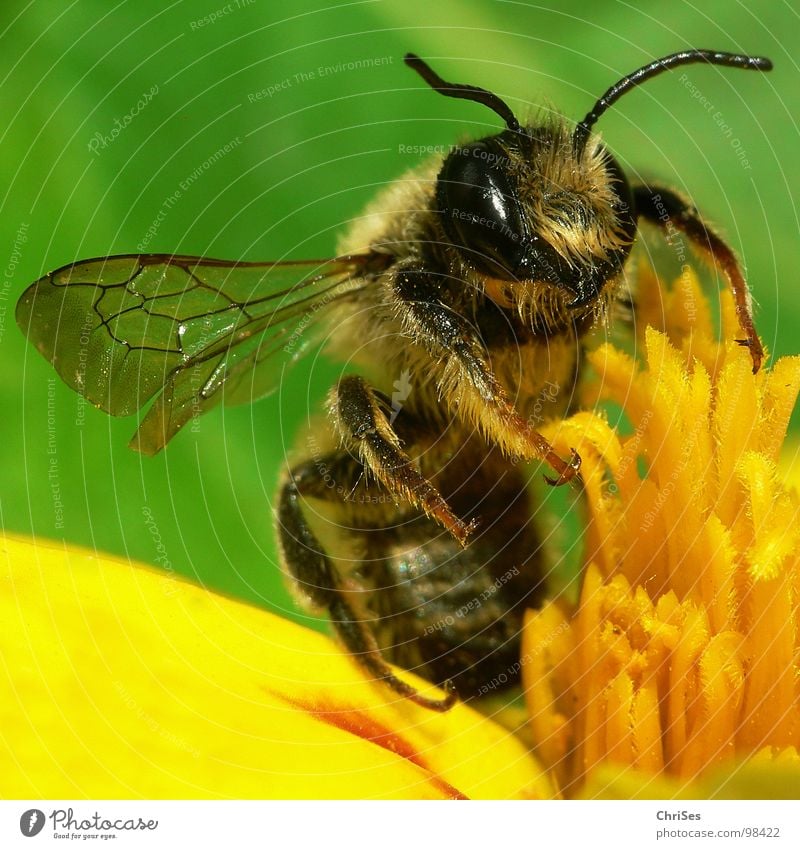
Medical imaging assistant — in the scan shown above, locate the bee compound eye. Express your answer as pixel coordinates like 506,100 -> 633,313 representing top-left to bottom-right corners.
436,140 -> 529,278
436,140 -> 576,288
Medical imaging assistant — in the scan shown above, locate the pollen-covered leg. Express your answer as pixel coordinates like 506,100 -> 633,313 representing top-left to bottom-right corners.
392,269 -> 581,484
276,471 -> 457,711
633,184 -> 763,373
329,375 -> 475,544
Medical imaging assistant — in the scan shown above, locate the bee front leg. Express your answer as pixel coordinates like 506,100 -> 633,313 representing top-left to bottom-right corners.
329,375 -> 475,545
633,184 -> 763,373
276,459 -> 457,712
392,269 -> 581,485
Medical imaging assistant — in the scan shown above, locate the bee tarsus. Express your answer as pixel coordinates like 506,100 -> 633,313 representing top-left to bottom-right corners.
543,448 -> 582,487
633,184 -> 764,373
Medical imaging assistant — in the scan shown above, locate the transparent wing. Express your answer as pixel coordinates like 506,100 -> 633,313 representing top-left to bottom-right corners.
17,253 -> 386,454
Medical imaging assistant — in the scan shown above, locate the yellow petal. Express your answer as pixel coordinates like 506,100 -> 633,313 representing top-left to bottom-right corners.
0,535 -> 552,800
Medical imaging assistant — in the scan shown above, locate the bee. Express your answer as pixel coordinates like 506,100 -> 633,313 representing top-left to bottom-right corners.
17,49 -> 771,711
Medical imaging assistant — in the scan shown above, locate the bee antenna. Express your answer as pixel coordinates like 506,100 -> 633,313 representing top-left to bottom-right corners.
404,53 -> 520,133
573,50 -> 773,155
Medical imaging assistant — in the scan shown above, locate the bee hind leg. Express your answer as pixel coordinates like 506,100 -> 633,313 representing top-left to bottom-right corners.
276,469 -> 457,712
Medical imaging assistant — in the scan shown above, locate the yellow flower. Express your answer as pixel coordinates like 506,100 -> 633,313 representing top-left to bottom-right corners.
4,266 -> 799,801
0,534 -> 551,799
526,267 -> 800,798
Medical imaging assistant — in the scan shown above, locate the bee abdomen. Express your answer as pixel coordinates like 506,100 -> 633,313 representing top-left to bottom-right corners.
365,520 -> 543,699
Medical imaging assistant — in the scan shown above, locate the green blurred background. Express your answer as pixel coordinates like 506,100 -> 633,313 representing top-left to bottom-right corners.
1,0 -> 798,625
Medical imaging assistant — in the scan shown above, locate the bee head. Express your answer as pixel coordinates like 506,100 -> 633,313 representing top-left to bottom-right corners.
405,50 -> 771,312
435,127 -> 636,309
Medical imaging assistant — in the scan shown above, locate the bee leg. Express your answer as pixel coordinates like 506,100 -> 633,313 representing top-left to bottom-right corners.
393,269 -> 581,484
276,469 -> 457,712
329,375 -> 476,545
633,184 -> 763,373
